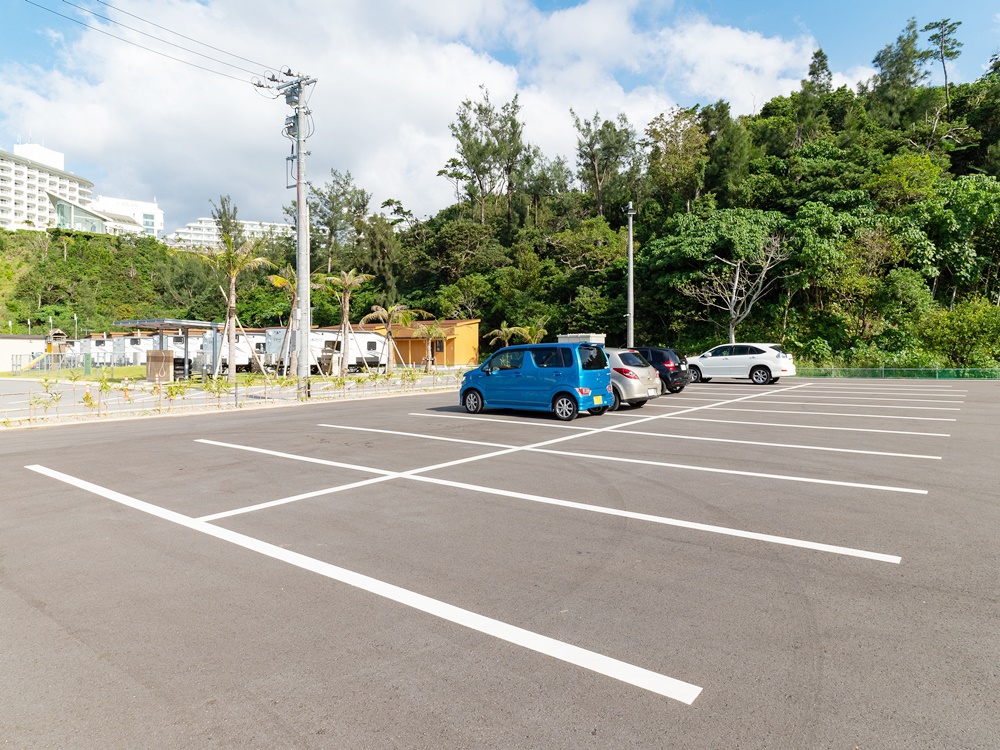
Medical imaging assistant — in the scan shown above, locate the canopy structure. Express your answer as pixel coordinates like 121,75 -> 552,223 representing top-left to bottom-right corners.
112,318 -> 221,379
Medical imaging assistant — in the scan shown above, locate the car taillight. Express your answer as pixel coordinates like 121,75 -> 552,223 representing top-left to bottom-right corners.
613,367 -> 640,380
576,387 -> 591,396
664,361 -> 676,371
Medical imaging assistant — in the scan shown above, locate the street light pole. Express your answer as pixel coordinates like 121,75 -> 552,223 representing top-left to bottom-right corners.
74,313 -> 78,340
626,201 -> 636,348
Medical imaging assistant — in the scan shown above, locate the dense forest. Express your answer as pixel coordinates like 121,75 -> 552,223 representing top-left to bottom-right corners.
2,18 -> 1000,367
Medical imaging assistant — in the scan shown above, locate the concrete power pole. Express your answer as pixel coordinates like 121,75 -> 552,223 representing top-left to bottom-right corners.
275,74 -> 316,398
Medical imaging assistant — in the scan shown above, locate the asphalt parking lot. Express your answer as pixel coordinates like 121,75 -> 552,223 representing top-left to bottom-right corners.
2,379 -> 999,748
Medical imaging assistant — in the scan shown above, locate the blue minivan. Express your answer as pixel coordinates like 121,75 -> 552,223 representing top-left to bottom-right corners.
459,343 -> 612,421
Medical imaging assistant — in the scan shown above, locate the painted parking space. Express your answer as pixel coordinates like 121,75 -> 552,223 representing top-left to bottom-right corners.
7,379 -> 1000,747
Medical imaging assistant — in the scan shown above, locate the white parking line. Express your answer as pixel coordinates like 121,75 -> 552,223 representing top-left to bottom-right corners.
24,464 -> 702,704
756,395 -> 964,404
705,407 -> 956,422
323,423 -> 941,460
185,442 -> 907,563
788,388 -> 969,396
705,400 -> 960,411
666,416 -> 950,437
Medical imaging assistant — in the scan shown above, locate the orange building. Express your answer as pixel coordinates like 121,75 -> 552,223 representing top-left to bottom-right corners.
353,319 -> 480,368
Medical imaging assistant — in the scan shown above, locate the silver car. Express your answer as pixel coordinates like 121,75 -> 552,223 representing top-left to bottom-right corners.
605,347 -> 662,410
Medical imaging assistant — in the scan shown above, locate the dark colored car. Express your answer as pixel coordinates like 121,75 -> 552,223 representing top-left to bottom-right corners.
632,346 -> 690,393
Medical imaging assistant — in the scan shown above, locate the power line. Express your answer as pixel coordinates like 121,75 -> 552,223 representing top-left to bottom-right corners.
90,0 -> 282,73
58,0 -> 265,78
24,0 -> 256,84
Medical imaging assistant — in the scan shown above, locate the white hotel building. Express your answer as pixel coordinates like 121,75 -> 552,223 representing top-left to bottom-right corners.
0,144 -> 94,231
167,217 -> 295,250
0,144 -> 161,236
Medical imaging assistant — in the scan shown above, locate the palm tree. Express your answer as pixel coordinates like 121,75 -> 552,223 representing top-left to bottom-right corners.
487,320 -> 528,348
267,265 -> 297,376
196,236 -> 273,383
413,319 -> 448,373
359,303 -> 430,374
517,316 -> 550,344
318,269 -> 374,376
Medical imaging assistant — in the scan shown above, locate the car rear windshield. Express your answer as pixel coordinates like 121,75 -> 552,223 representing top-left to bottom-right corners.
618,351 -> 649,367
531,347 -> 573,368
579,345 -> 608,370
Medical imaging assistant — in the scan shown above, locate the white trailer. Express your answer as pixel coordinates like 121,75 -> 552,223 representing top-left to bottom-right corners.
264,327 -> 388,374
200,329 -> 266,373
112,335 -> 158,366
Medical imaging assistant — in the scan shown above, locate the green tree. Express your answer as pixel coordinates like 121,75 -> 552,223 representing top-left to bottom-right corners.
700,101 -> 754,208
645,106 -> 709,213
440,87 -> 528,224
920,297 -> 1000,366
413,319 -> 449,372
308,169 -> 371,274
571,109 -> 640,218
210,195 -> 245,250
318,269 -> 374,376
487,320 -> 528,348
922,19 -> 963,119
517,316 -> 550,344
796,50 -> 834,146
359,303 -> 430,374
196,236 -> 273,382
436,273 -> 492,319
864,18 -> 932,128
267,265 -> 299,375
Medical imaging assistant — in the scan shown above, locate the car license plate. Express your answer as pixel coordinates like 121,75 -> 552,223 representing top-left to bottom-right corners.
593,395 -> 603,405
647,387 -> 658,397
680,363 -> 687,370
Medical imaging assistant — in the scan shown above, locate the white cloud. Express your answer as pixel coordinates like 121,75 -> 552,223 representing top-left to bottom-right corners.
0,0 -> 854,234
651,17 -> 815,115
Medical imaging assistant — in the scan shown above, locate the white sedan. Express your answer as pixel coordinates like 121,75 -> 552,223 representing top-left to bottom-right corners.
688,343 -> 795,384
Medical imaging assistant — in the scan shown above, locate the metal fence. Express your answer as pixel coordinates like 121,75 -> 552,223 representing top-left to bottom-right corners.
797,367 -> 1000,380
0,368 -> 466,428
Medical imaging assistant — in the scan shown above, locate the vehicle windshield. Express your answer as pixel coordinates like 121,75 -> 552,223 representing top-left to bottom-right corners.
617,351 -> 650,368
579,345 -> 608,370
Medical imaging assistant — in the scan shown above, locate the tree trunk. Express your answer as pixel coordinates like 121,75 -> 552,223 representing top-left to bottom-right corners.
339,293 -> 350,377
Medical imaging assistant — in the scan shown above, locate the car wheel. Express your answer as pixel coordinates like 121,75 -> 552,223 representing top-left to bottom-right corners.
588,406 -> 610,415
463,389 -> 484,413
632,399 -> 647,408
667,384 -> 684,393
609,388 -> 623,411
750,366 -> 772,385
553,393 -> 579,421
689,366 -> 702,383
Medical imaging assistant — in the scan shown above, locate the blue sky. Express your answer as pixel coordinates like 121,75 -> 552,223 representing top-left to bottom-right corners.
2,1 -> 998,232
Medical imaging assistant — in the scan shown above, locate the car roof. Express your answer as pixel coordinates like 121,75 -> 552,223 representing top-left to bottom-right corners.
494,342 -> 595,351
710,342 -> 778,347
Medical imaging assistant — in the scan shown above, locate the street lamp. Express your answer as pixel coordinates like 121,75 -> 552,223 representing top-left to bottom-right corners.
626,201 -> 636,347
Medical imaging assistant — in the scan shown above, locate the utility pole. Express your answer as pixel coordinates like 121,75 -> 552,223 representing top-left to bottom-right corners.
270,73 -> 316,398
626,201 -> 636,348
